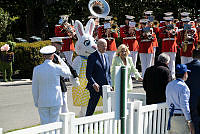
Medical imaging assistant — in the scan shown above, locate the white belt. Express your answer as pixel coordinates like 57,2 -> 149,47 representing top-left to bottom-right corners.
105,37 -> 114,40
163,38 -> 175,41
56,36 -> 71,39
123,37 -> 136,40
141,39 -> 151,42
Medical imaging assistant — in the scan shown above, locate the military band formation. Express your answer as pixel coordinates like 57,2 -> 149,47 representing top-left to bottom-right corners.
55,11 -> 200,79
31,9 -> 200,134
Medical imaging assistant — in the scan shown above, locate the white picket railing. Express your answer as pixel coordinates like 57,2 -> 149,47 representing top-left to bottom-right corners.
129,101 -> 169,134
102,85 -> 146,113
60,112 -> 121,134
1,102 -> 168,134
4,122 -> 63,134
1,86 -> 168,134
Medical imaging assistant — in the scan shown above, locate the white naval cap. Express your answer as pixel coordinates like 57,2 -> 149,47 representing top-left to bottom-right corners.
59,15 -> 69,20
181,17 -> 191,22
180,12 -> 190,17
88,15 -> 97,19
144,11 -> 153,16
125,15 -> 135,20
104,16 -> 113,21
40,45 -> 56,55
164,12 -> 173,16
50,37 -> 63,44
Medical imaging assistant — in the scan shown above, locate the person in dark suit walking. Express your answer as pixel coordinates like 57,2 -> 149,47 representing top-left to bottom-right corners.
186,49 -> 200,134
86,38 -> 112,116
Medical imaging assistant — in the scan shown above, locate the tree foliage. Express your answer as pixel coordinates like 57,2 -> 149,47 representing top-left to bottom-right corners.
0,8 -> 9,38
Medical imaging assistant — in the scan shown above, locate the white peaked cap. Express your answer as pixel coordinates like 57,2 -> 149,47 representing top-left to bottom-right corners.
40,45 -> 56,55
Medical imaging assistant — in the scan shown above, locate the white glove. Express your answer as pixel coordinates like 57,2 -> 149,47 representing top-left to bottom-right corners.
70,76 -> 80,87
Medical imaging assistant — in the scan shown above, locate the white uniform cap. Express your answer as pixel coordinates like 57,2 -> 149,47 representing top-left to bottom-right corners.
181,17 -> 191,22
59,15 -> 69,20
50,37 -> 63,44
164,12 -> 173,16
180,12 -> 190,17
40,45 -> 56,55
144,11 -> 153,15
125,15 -> 135,20
88,15 -> 97,19
104,16 -> 113,21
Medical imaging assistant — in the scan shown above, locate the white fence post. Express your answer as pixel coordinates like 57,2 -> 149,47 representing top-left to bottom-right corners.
133,101 -> 143,134
60,112 -> 76,134
0,128 -> 2,134
127,102 -> 134,134
103,85 -> 112,112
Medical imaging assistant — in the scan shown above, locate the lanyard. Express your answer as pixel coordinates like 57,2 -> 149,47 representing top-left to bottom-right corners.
167,80 -> 183,131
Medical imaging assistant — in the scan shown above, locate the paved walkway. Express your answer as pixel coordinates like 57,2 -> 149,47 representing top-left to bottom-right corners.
0,79 -> 32,86
0,79 -> 145,132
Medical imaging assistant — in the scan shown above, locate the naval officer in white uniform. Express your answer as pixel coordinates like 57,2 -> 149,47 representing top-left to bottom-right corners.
32,45 -> 71,125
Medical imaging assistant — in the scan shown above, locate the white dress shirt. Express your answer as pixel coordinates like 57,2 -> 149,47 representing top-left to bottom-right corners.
97,50 -> 106,66
166,78 -> 191,120
32,59 -> 71,107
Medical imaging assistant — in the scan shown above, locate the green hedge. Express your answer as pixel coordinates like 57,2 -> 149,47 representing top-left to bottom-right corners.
0,38 -> 138,79
0,40 -> 51,79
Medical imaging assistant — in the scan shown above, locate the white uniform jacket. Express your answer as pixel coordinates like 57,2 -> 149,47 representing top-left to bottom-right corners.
32,59 -> 71,107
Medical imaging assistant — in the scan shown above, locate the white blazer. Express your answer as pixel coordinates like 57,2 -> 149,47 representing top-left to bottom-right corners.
32,59 -> 71,107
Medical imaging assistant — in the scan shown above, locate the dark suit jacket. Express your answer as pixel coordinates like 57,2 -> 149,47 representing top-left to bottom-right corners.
186,59 -> 200,133
143,62 -> 172,104
186,60 -> 200,97
86,51 -> 111,92
186,59 -> 200,112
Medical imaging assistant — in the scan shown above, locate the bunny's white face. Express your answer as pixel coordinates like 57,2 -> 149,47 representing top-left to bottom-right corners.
74,19 -> 97,57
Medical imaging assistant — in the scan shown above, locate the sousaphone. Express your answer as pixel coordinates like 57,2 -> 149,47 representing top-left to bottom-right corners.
88,0 -> 110,18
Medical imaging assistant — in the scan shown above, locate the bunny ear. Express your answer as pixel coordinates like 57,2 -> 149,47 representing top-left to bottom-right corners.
75,20 -> 84,39
85,19 -> 95,36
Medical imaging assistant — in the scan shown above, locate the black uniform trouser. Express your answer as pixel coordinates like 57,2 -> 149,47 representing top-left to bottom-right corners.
86,88 -> 103,116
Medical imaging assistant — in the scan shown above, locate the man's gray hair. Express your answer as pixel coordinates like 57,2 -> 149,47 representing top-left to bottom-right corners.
157,53 -> 170,64
97,38 -> 107,46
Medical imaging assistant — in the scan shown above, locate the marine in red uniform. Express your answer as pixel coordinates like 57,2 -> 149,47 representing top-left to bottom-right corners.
159,16 -> 178,78
177,17 -> 198,64
144,11 -> 159,65
98,16 -> 118,64
54,15 -> 75,66
196,18 -> 200,49
176,12 -> 190,29
120,15 -> 139,67
137,19 -> 156,77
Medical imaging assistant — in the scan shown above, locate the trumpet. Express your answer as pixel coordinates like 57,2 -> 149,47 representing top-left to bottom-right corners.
173,19 -> 179,26
141,27 -> 154,40
111,23 -> 118,32
61,22 -> 75,37
135,22 -> 140,29
152,20 -> 159,28
182,30 -> 195,52
128,27 -> 136,39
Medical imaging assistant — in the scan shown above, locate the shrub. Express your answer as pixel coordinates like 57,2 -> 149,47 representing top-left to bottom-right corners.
0,40 -> 51,79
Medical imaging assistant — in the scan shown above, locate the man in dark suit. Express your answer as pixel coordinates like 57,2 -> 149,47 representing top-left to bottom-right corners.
86,38 -> 112,116
186,49 -> 200,134
143,53 -> 172,104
